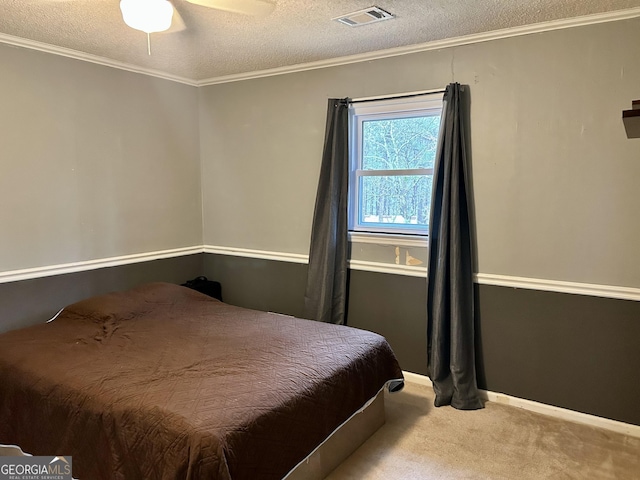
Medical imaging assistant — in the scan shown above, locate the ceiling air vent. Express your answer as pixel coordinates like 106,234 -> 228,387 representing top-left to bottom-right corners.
334,6 -> 394,27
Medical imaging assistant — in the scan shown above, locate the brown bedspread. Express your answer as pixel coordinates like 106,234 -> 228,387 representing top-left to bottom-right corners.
0,283 -> 403,479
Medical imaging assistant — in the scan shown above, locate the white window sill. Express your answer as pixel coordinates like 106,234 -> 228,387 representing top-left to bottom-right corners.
348,231 -> 428,248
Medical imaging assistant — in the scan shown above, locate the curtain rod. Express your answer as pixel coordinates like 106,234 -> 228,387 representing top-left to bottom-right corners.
349,87 -> 446,104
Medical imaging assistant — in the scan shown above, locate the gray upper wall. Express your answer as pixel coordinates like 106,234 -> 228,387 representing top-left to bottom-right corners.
1,18 -> 638,290
0,44 -> 202,273
199,18 -> 640,289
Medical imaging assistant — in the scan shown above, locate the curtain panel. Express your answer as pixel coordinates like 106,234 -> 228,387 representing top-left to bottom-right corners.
427,83 -> 483,410
303,98 -> 350,325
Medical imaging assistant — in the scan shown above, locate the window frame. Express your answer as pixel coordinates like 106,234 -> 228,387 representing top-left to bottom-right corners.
348,93 -> 444,238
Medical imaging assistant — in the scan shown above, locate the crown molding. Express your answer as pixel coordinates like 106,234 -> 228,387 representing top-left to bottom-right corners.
0,33 -> 198,86
1,8 -> 639,87
197,7 -> 640,86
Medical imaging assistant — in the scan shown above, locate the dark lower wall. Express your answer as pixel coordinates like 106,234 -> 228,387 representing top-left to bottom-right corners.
203,253 -> 640,426
203,254 -> 308,317
476,285 -> 640,428
0,254 -> 203,334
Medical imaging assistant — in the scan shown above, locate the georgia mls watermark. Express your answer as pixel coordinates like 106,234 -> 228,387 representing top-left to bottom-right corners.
0,456 -> 72,480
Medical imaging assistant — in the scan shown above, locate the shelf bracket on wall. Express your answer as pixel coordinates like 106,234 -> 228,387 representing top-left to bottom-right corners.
622,100 -> 640,139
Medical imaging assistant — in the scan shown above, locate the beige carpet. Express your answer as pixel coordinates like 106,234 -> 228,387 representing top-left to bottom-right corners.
327,382 -> 640,480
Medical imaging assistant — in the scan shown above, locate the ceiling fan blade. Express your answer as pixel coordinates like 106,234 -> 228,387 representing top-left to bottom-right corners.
166,4 -> 187,33
185,0 -> 274,16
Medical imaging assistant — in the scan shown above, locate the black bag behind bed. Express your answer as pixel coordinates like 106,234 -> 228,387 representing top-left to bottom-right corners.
181,276 -> 222,301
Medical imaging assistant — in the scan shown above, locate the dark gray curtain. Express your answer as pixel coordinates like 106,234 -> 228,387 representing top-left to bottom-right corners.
303,98 -> 350,325
427,83 -> 483,410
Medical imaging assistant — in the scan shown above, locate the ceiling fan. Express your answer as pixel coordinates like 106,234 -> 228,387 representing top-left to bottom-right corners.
120,0 -> 275,34
117,0 -> 275,54
42,0 -> 274,54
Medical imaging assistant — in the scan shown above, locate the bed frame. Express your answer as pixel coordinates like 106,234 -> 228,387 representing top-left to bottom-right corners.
286,390 -> 385,479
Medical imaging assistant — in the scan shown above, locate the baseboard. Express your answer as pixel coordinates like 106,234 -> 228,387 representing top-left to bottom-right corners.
402,371 -> 435,387
402,371 -> 640,439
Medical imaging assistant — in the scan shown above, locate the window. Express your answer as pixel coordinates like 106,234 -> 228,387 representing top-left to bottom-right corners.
348,93 -> 443,237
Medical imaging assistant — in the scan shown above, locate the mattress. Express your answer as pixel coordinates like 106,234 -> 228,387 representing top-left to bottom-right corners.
0,282 -> 403,479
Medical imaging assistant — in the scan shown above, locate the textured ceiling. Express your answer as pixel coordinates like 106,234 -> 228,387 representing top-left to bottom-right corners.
1,0 -> 640,82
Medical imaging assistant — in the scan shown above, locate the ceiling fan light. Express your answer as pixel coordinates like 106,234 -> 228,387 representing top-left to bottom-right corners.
120,0 -> 174,34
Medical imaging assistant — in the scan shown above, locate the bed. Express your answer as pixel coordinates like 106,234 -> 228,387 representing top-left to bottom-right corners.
0,282 -> 403,479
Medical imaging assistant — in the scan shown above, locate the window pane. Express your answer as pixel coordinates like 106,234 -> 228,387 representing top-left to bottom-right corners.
358,175 -> 432,231
361,115 -> 441,170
